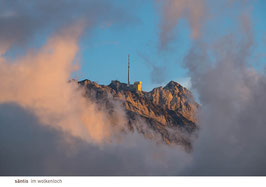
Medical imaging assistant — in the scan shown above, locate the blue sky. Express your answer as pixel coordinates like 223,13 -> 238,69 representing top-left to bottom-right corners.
75,1 -> 192,91
72,1 -> 266,92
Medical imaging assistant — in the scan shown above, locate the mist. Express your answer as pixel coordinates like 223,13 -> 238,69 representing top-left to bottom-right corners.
138,53 -> 167,84
0,103 -> 190,176
1,0 -> 266,176
156,0 -> 266,175
182,31 -> 266,175
0,0 -> 135,54
0,0 -> 190,175
156,0 -> 207,50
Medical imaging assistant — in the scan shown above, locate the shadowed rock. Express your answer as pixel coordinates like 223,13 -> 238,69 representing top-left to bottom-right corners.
78,79 -> 199,151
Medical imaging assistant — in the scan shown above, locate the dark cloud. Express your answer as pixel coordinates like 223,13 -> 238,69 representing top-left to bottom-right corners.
0,0 -> 136,53
151,0 -> 266,175
181,19 -> 266,175
1,0 -> 266,176
0,103 -> 190,176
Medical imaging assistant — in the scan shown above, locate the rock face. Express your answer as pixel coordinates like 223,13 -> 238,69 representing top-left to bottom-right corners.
78,79 -> 199,151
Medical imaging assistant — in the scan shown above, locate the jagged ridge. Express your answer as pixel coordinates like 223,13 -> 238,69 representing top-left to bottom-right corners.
78,79 -> 199,151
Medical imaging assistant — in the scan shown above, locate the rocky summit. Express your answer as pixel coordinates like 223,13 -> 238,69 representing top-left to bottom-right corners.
78,79 -> 199,151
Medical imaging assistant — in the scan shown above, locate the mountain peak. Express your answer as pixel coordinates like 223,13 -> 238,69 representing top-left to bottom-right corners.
78,79 -> 199,151
164,80 -> 181,90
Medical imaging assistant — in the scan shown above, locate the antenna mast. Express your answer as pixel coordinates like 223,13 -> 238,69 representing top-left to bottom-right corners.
128,54 -> 130,85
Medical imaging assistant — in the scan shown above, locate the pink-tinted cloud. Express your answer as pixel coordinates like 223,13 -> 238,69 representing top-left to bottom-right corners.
0,24 -> 127,144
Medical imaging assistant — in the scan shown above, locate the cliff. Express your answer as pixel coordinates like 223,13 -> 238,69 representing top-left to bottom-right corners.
78,79 -> 199,151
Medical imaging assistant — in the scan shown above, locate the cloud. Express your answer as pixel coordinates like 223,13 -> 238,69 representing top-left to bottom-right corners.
181,13 -> 266,175
0,103 -> 191,175
138,53 -> 167,84
0,0 -> 135,54
0,25 -> 128,144
176,77 -> 192,90
0,1 -> 192,176
155,0 -> 252,50
156,0 -> 207,50
0,0 -> 140,144
1,0 -> 265,176
154,0 -> 266,175
0,0 -> 195,176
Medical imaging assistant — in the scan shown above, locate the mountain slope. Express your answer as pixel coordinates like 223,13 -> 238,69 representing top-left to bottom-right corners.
78,79 -> 199,151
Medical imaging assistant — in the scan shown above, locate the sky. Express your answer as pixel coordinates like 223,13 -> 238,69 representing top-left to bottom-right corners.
69,0 -> 266,92
2,1 -> 265,92
1,0 -> 266,176
76,0 -> 192,91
